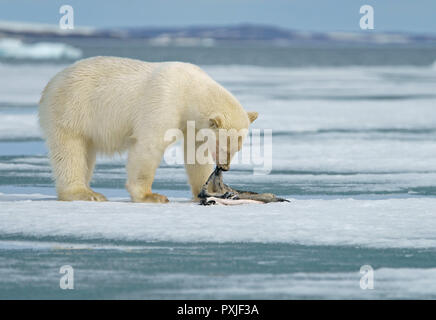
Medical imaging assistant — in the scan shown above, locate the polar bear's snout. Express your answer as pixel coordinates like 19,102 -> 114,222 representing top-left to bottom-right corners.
218,164 -> 230,171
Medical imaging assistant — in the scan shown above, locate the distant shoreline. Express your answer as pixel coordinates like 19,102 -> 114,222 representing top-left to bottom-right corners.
1,21 -> 436,46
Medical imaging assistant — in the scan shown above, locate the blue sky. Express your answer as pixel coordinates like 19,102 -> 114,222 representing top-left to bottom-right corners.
0,0 -> 435,34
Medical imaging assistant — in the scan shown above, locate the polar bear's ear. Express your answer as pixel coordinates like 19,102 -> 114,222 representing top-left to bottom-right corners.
209,114 -> 223,129
247,111 -> 258,123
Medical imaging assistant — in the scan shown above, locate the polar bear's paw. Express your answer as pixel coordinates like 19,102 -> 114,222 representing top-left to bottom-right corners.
58,188 -> 107,202
133,193 -> 169,203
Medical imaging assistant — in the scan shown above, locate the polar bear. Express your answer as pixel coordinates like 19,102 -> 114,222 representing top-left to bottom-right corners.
39,56 -> 258,203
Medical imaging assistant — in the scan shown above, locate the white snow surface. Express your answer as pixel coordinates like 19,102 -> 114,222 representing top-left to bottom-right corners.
121,268 -> 436,299
1,193 -> 435,248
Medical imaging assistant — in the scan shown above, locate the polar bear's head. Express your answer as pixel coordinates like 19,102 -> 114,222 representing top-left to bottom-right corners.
208,110 -> 258,171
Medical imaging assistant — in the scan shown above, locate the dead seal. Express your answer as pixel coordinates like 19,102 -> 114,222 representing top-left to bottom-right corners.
198,167 -> 289,205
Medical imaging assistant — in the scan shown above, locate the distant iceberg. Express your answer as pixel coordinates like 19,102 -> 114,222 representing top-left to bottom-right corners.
0,38 -> 82,60
148,35 -> 215,47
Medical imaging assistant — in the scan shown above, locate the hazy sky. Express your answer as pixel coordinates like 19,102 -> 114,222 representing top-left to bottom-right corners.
0,0 -> 435,34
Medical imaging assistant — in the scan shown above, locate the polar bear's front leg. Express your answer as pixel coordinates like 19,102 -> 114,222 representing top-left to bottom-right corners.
184,139 -> 214,200
125,142 -> 169,203
185,162 -> 214,200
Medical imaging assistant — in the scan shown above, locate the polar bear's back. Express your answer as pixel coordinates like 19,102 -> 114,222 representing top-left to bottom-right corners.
38,56 -> 206,153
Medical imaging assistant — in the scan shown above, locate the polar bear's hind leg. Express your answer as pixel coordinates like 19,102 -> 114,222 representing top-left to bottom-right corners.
48,132 -> 107,202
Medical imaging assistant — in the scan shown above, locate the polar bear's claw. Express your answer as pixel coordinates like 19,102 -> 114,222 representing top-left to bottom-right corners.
58,188 -> 107,202
133,193 -> 169,203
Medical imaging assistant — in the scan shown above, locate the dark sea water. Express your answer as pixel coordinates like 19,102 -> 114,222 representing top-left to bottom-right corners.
1,40 -> 436,299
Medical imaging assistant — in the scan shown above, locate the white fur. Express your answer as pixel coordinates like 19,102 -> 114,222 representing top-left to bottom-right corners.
38,56 -> 256,202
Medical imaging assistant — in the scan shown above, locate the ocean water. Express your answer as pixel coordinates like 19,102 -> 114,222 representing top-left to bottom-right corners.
1,41 -> 436,299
